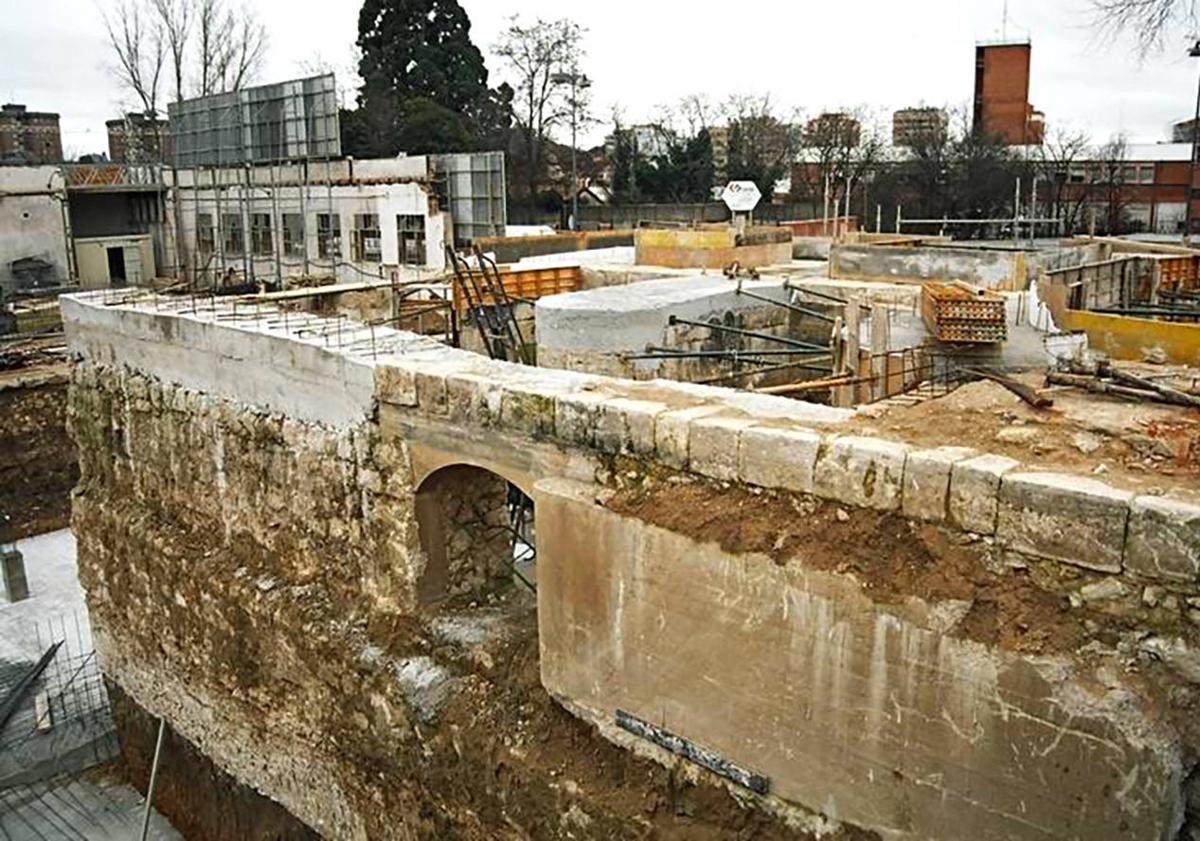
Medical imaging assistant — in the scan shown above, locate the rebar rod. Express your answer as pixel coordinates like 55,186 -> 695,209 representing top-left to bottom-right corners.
666,315 -> 829,351
733,285 -> 836,323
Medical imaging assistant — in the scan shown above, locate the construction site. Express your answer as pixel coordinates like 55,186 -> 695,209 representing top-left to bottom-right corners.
2,23 -> 1200,841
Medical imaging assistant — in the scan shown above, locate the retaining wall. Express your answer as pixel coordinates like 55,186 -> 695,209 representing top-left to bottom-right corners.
62,290 -> 1200,841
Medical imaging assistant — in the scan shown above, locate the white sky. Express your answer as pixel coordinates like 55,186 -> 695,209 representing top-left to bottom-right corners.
2,0 -> 1198,157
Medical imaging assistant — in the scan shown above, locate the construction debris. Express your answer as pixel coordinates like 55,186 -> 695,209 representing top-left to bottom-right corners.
1047,360 -> 1200,408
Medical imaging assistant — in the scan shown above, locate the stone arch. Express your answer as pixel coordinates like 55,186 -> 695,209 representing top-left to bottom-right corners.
413,463 -> 535,605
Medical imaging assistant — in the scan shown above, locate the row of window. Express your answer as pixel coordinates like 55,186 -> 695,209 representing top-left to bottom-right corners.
1064,163 -> 1156,185
196,212 -> 427,265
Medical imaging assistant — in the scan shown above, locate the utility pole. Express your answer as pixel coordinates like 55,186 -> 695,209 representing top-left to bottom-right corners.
552,67 -> 591,231
1186,39 -> 1200,245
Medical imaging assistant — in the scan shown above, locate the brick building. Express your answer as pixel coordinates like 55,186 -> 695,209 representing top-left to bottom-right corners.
0,104 -> 63,165
892,107 -> 949,147
973,42 -> 1044,146
106,113 -> 173,164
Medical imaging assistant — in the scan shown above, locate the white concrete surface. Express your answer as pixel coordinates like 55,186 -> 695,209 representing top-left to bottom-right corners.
0,529 -> 87,663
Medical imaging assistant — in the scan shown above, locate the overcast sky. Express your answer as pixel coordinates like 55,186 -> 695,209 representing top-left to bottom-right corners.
3,0 -> 1198,157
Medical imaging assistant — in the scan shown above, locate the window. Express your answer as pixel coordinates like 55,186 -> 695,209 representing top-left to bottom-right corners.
221,213 -> 244,255
1138,164 -> 1155,184
397,214 -> 426,266
1121,165 -> 1138,184
282,213 -> 304,258
317,213 -> 341,260
251,213 -> 272,256
1067,166 -> 1086,184
352,213 -> 382,263
197,212 -> 215,256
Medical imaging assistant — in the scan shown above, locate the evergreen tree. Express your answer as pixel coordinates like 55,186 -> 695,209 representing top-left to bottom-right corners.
354,0 -> 490,155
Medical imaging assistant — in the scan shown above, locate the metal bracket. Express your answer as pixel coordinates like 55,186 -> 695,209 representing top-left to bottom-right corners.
615,709 -> 770,795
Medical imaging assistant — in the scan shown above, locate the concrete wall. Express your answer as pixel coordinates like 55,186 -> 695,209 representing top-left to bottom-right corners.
830,242 -> 1109,292
538,479 -> 1181,841
0,166 -> 69,293
636,228 -> 793,269
536,274 -> 803,380
62,291 -> 1200,841
75,235 -> 155,289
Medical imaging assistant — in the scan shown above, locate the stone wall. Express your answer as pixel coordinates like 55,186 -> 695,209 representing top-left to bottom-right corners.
63,290 -> 1200,841
0,363 -> 76,537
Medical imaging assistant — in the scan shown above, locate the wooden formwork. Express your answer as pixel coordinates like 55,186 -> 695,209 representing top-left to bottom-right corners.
1156,255 -> 1200,293
920,281 -> 1007,343
451,265 -> 582,312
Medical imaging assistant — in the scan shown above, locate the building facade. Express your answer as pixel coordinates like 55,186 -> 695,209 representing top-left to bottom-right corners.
169,154 -> 507,287
892,107 -> 949,147
973,42 -> 1044,146
106,114 -> 173,164
0,104 -> 63,165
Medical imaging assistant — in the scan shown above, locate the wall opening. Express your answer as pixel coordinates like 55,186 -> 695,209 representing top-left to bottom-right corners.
106,247 -> 126,286
414,464 -> 535,605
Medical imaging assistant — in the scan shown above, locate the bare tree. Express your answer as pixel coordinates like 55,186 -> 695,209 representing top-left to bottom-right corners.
793,106 -> 888,217
102,0 -> 166,116
493,16 -> 586,202
1092,0 -> 1197,56
149,0 -> 192,104
103,0 -> 266,111
1089,134 -> 1134,233
1033,127 -> 1094,232
196,0 -> 266,96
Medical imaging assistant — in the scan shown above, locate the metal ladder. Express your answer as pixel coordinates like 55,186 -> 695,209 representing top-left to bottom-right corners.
444,245 -> 531,364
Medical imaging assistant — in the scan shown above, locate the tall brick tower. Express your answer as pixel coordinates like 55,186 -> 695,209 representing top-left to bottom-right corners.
973,42 -> 1044,146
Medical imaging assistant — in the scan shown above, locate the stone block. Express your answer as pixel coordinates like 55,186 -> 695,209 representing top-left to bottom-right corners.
738,425 -> 821,494
949,454 -> 1020,534
1126,495 -> 1200,583
902,446 -> 977,522
594,398 -> 666,456
553,390 -> 607,448
414,370 -> 447,416
654,405 -> 724,470
812,435 -> 908,511
688,416 -> 757,481
374,364 -> 418,407
997,472 -> 1133,573
445,373 -> 501,427
499,383 -> 556,438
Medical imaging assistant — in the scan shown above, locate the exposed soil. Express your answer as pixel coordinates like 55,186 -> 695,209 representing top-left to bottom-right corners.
0,363 -> 77,539
109,680 -> 320,841
606,478 -> 1106,656
849,374 -> 1200,500
110,588 -> 878,841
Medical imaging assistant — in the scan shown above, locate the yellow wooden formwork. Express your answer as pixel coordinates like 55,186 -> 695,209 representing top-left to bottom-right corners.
452,265 -> 582,312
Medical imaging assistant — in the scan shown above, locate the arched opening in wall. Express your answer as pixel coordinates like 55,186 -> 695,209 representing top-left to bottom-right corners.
414,465 -> 535,606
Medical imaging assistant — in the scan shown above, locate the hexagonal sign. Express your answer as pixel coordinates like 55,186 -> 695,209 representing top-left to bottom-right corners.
720,180 -> 762,213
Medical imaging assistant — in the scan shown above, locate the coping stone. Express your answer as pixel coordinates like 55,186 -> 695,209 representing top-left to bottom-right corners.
1126,495 -> 1200,583
996,472 -> 1133,573
949,454 -> 1020,534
